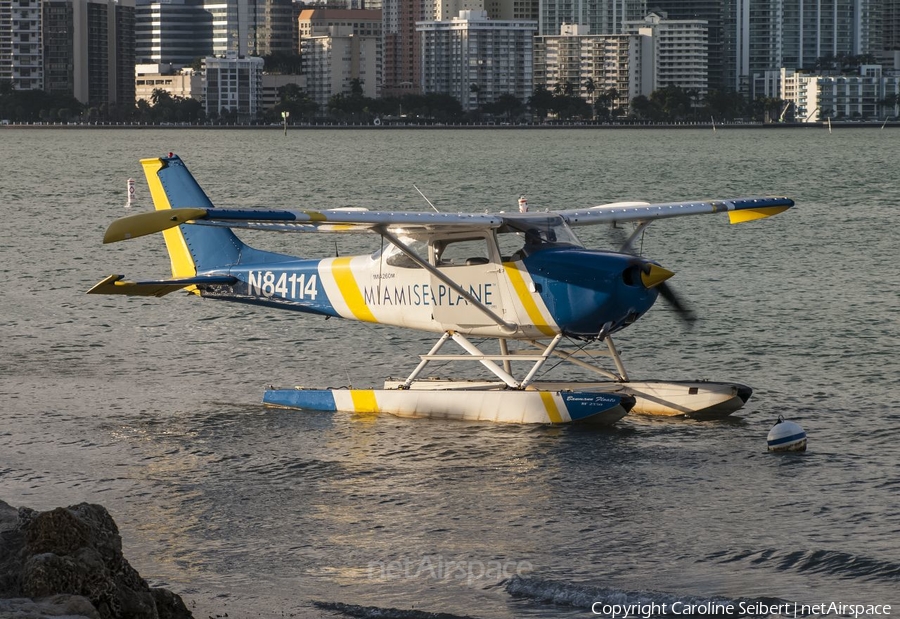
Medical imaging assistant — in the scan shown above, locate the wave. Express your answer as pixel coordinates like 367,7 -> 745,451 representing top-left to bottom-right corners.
504,576 -> 791,617
312,601 -> 478,619
711,548 -> 900,582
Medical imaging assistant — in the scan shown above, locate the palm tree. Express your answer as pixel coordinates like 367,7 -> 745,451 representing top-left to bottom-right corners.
584,77 -> 596,106
469,83 -> 482,111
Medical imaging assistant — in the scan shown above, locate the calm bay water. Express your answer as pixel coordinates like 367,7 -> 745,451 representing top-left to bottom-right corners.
0,127 -> 898,618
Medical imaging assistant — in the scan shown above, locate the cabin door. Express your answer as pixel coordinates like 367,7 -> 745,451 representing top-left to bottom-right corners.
429,236 -> 502,329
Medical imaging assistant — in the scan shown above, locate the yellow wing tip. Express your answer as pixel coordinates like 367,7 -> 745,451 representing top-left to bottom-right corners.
728,205 -> 791,224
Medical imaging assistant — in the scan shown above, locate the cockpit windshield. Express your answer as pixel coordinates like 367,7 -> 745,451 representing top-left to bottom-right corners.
373,234 -> 428,268
497,215 -> 583,260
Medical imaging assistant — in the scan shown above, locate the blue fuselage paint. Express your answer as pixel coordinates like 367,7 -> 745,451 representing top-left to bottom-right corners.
201,259 -> 338,317
193,246 -> 660,339
522,247 -> 660,338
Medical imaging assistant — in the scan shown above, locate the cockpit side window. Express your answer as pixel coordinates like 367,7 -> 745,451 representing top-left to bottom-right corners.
432,237 -> 492,267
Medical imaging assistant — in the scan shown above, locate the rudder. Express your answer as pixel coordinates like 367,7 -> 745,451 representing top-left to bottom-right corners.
142,154 -> 244,277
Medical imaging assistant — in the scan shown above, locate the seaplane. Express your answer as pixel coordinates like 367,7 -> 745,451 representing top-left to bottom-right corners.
88,154 -> 793,425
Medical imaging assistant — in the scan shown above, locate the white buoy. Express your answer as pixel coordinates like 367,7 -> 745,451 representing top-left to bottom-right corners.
767,415 -> 807,452
125,178 -> 136,208
518,196 -> 528,213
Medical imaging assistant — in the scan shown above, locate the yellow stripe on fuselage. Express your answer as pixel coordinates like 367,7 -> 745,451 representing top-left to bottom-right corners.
331,257 -> 378,323
350,390 -> 379,413
141,157 -> 197,280
539,391 -> 564,424
503,263 -> 557,337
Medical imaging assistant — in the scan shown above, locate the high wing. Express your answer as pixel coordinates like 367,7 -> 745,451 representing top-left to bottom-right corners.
102,207 -> 504,243
101,196 -> 793,245
557,196 -> 794,226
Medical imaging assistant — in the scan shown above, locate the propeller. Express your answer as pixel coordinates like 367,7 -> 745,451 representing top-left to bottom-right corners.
656,281 -> 697,325
614,222 -> 697,327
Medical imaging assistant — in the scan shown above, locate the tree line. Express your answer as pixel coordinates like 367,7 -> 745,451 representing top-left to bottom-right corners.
2,77 -> 894,126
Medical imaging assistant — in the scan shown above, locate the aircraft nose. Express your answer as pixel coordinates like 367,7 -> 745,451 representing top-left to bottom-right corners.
639,263 -> 674,289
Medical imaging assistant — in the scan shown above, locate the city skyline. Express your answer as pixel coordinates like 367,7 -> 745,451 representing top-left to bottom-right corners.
2,0 -> 900,121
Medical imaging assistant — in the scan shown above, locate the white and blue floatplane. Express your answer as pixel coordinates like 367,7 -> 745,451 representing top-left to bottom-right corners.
89,154 -> 792,424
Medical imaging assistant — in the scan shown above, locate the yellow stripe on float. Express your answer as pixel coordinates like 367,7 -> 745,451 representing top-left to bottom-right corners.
503,263 -> 556,337
350,390 -> 379,413
331,257 -> 378,322
728,205 -> 790,224
141,157 -> 197,280
539,391 -> 563,424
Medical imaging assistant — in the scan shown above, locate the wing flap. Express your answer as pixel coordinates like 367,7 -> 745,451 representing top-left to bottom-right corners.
103,207 -> 503,240
203,209 -> 503,232
87,274 -> 237,297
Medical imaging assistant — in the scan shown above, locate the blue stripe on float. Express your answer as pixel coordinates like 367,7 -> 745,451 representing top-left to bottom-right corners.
263,389 -> 337,411
561,392 -> 622,421
767,431 -> 807,446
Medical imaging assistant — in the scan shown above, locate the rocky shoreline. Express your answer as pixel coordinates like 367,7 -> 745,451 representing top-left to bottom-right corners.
0,500 -> 192,619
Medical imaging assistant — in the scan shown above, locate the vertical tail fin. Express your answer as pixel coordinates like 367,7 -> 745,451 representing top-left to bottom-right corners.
142,154 -> 245,277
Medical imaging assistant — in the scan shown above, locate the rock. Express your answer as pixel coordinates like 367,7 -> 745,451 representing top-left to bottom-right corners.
0,594 -> 101,618
0,500 -> 192,619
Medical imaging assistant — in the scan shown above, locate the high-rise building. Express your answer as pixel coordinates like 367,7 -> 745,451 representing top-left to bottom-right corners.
297,8 -> 382,39
301,24 -> 379,107
511,0 -> 538,19
886,0 -> 900,51
249,0 -> 293,55
380,0 -> 519,95
646,2 -> 727,92
538,0 -> 646,36
625,11 -> 708,98
382,0 -> 424,94
0,0 -> 43,90
742,0 -> 880,95
203,49 -> 263,116
781,65 -> 900,121
42,0 -> 135,107
135,0 -> 213,66
534,24 -> 640,110
136,0 -> 292,66
417,10 -> 535,111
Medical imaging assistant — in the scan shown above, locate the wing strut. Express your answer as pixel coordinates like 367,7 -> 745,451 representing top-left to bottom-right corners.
377,227 -> 518,333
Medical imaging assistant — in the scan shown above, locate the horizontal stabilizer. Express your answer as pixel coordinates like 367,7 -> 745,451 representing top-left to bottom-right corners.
103,208 -> 209,243
87,274 -> 236,297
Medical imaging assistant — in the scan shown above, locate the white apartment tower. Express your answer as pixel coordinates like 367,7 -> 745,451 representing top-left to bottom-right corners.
625,12 -> 708,98
417,10 -> 535,111
0,0 -> 43,90
780,66 -> 900,122
538,0 -> 645,36
534,24 -> 640,110
203,50 -> 263,118
301,25 -> 379,109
